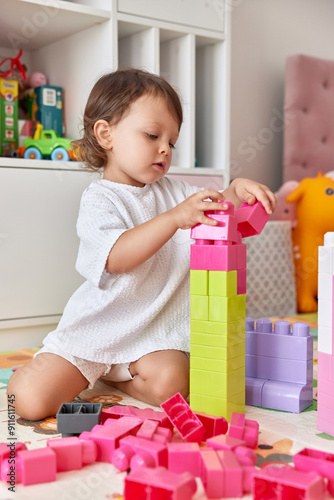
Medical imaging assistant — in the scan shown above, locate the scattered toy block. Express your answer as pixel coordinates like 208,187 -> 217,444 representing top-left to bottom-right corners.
167,442 -> 201,476
47,436 -> 97,471
294,447 -> 334,495
57,402 -> 102,436
228,412 -> 259,449
161,393 -> 205,442
101,404 -> 173,430
1,447 -> 56,486
112,434 -> 168,471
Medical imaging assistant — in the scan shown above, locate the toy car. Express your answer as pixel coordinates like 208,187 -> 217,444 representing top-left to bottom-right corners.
19,124 -> 76,161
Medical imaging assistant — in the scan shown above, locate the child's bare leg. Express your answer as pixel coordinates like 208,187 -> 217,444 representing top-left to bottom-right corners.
105,350 -> 189,406
7,353 -> 88,421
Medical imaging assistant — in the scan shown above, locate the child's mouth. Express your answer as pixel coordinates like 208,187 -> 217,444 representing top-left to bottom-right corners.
153,162 -> 166,171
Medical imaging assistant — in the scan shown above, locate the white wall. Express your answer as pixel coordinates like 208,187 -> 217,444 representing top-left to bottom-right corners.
230,0 -> 334,191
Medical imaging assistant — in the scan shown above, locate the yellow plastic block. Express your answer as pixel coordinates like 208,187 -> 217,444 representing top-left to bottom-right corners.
190,319 -> 244,335
209,295 -> 238,322
237,294 -> 246,319
190,354 -> 245,372
190,330 -> 245,349
190,342 -> 245,360
190,270 -> 208,295
190,366 -> 245,398
190,391 -> 245,421
190,295 -> 209,320
208,270 -> 237,297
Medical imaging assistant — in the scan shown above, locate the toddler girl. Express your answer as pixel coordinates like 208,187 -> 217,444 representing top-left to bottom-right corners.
8,69 -> 276,420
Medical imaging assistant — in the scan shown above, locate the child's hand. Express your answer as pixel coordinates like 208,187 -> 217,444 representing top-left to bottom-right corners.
225,178 -> 277,215
170,189 -> 227,230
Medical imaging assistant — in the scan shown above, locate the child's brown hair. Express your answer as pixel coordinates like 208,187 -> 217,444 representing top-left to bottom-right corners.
73,68 -> 183,171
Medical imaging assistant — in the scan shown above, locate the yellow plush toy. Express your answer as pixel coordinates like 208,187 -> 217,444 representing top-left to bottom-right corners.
286,172 -> 334,312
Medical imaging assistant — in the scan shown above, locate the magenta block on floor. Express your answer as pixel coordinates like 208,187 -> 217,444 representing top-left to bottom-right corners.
294,447 -> 334,496
124,466 -> 197,500
101,405 -> 173,430
112,434 -> 168,471
1,447 -> 57,486
79,416 -> 142,462
228,412 -> 259,449
206,434 -> 246,451
200,448 -> 225,498
252,465 -> 326,500
246,354 -> 313,384
161,393 -> 205,442
47,436 -> 97,471
235,201 -> 270,237
0,442 -> 27,476
195,411 -> 228,439
246,319 -> 313,361
167,442 -> 201,476
217,449 -> 243,498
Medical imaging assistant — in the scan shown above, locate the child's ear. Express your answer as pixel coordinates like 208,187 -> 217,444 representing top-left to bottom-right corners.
94,120 -> 113,150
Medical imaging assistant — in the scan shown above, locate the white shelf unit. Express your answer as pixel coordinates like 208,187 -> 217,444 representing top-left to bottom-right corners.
0,0 -> 230,348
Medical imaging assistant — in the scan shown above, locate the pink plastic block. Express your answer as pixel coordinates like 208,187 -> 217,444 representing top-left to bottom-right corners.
234,446 -> 257,467
167,442 -> 201,476
200,448 -> 225,498
237,244 -> 247,268
101,405 -> 173,430
317,415 -> 334,438
237,268 -> 247,294
124,466 -> 197,500
318,352 -> 334,381
228,412 -> 259,449
112,434 -> 168,471
216,449 -> 243,497
206,434 -> 246,451
294,448 -> 334,495
136,419 -> 173,444
252,465 -> 326,500
1,447 -> 56,486
161,393 -> 205,442
79,416 -> 142,462
47,436 -> 97,471
0,441 -> 27,475
235,201 -> 269,237
195,411 -> 228,439
190,243 -> 237,271
191,208 -> 238,243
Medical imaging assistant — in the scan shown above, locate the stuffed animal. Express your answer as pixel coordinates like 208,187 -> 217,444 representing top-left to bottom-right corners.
286,172 -> 334,312
270,180 -> 299,227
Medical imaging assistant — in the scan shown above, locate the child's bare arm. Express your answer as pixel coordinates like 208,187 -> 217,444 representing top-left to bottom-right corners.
223,178 -> 277,214
105,189 -> 225,274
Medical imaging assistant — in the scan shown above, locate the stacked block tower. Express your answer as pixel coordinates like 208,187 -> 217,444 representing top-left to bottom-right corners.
317,232 -> 334,437
189,201 -> 269,421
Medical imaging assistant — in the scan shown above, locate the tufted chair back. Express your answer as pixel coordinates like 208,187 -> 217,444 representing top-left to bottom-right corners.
283,54 -> 334,182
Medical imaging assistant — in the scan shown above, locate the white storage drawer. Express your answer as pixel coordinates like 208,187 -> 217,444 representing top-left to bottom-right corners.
118,0 -> 225,33
0,165 -> 97,322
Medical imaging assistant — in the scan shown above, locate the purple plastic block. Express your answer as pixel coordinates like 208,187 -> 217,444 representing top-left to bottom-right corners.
124,466 -> 197,500
246,318 -> 313,361
190,243 -> 237,271
252,465 -> 326,500
261,380 -> 313,413
235,201 -> 269,237
245,377 -> 266,407
246,354 -> 313,384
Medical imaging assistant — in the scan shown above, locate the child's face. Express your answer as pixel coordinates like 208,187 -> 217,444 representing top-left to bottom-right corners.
103,94 -> 179,187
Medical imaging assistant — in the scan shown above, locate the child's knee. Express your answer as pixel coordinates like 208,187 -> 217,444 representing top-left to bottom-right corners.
154,364 -> 189,405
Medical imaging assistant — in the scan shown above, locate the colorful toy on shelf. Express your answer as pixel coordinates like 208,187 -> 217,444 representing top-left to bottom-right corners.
317,232 -> 334,437
245,317 -> 313,412
21,84 -> 63,137
18,123 -> 75,161
286,172 -> 334,312
56,402 -> 102,437
269,180 -> 299,227
0,78 -> 19,157
189,201 -> 269,421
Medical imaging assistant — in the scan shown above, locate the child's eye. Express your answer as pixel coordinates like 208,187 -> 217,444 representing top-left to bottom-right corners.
169,143 -> 176,150
147,133 -> 158,140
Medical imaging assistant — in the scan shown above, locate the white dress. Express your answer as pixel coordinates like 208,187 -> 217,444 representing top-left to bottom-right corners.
42,177 -> 201,365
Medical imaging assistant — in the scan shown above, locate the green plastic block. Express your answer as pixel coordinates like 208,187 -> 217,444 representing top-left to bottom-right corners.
190,354 -> 245,372
190,330 -> 245,349
189,391 -> 245,421
190,342 -> 245,360
237,294 -> 246,319
209,270 -> 237,297
190,270 -> 208,295
190,295 -> 209,320
190,366 -> 245,398
209,295 -> 238,322
190,319 -> 244,335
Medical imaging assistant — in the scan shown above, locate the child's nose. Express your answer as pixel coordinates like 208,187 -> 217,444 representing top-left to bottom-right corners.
159,143 -> 169,155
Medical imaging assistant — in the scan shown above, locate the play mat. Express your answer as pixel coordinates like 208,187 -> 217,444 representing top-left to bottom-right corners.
0,314 -> 333,500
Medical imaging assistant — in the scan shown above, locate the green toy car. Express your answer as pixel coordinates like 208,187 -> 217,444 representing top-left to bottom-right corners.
21,126 -> 75,161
